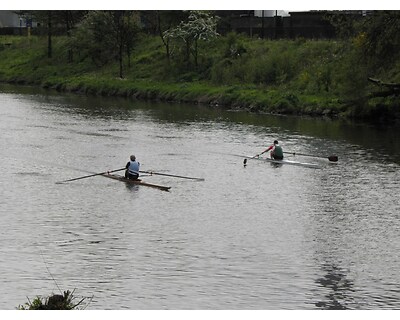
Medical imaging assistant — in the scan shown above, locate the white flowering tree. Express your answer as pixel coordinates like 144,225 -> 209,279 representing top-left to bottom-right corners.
164,11 -> 219,68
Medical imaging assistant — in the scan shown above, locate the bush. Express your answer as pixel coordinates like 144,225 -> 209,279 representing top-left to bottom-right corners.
18,290 -> 90,310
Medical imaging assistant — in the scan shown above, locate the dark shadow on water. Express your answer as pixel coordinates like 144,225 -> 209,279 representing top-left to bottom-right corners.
124,183 -> 139,192
315,263 -> 354,309
270,162 -> 283,169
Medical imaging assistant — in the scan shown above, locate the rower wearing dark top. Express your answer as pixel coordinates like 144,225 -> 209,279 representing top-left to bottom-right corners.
260,140 -> 284,160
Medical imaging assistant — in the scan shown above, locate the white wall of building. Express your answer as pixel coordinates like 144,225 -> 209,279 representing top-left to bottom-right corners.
254,10 -> 291,17
0,11 -> 20,27
0,10 -> 36,28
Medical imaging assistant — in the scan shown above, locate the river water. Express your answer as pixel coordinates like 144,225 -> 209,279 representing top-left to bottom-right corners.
1,84 -> 400,310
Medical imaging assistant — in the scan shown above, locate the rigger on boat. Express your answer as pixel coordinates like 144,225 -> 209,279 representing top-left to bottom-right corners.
102,173 -> 171,191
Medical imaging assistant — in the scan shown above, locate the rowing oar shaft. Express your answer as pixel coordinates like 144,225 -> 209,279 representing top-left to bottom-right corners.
139,170 -> 204,181
243,154 -> 260,166
57,168 -> 125,183
284,152 -> 338,162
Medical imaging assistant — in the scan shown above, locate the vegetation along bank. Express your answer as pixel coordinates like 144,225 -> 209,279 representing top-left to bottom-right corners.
0,10 -> 399,123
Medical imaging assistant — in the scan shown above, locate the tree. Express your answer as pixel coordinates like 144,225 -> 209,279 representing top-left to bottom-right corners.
140,11 -> 188,62
358,11 -> 400,67
324,11 -> 360,39
63,11 -> 87,62
164,11 -> 219,68
23,11 -> 54,58
71,11 -> 139,78
327,11 -> 400,68
327,11 -> 400,102
156,11 -> 188,62
17,10 -> 87,61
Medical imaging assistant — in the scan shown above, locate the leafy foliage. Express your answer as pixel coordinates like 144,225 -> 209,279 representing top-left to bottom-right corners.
70,11 -> 139,77
164,11 -> 219,67
141,11 -> 188,61
358,11 -> 400,67
1,10 -> 400,121
18,290 -> 90,310
325,11 -> 400,102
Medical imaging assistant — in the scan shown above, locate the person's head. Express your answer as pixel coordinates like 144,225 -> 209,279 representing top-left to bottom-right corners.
130,155 -> 136,161
274,140 -> 279,145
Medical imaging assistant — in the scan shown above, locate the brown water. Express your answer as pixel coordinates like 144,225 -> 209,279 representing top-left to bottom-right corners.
1,85 -> 400,309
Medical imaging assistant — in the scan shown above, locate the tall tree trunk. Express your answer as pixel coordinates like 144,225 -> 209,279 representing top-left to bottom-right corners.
118,12 -> 124,78
185,40 -> 191,68
47,11 -> 52,58
194,39 -> 198,67
66,11 -> 73,63
126,13 -> 131,68
119,43 -> 123,78
157,11 -> 170,62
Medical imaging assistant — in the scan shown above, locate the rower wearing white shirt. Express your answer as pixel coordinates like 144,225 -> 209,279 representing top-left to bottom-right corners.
125,155 -> 140,180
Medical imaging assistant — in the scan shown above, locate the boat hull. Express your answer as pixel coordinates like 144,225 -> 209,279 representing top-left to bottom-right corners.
248,156 -> 321,168
102,173 -> 171,191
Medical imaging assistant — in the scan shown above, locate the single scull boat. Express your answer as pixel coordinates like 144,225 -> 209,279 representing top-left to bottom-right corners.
246,156 -> 321,168
102,173 -> 171,191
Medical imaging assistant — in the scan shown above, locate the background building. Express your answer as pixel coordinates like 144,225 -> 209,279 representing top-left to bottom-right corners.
0,10 -> 36,35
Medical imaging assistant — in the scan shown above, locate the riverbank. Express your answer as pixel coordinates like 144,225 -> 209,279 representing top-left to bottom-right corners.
1,34 -> 399,122
4,75 -> 345,117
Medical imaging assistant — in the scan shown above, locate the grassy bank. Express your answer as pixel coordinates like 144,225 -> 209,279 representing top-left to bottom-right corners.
0,34 -> 399,122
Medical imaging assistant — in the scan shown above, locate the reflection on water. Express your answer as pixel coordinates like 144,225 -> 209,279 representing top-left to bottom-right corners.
1,84 -> 400,310
315,264 -> 354,310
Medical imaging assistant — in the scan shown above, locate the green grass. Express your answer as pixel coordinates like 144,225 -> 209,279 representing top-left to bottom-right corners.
0,34 -> 399,121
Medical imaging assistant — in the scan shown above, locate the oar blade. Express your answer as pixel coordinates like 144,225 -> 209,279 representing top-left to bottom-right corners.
243,154 -> 260,166
284,151 -> 338,162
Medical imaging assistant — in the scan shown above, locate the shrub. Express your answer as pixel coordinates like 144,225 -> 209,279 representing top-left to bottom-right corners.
18,290 -> 90,310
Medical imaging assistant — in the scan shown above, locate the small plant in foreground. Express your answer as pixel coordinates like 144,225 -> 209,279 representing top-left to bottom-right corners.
18,289 -> 91,310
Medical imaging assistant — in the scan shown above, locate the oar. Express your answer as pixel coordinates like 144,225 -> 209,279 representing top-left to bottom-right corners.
56,168 -> 126,183
284,152 -> 338,162
243,153 -> 261,166
139,170 -> 204,181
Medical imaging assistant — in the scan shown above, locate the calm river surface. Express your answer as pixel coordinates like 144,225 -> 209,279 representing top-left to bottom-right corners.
1,84 -> 400,310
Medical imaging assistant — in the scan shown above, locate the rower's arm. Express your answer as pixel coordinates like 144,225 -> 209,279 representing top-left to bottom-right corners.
262,146 -> 273,153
